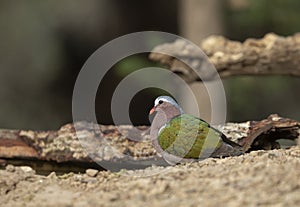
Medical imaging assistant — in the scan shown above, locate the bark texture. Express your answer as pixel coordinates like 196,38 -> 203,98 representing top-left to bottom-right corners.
0,114 -> 299,173
149,33 -> 300,83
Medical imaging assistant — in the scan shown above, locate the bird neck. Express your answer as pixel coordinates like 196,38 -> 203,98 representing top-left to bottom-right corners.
162,106 -> 182,122
151,105 -> 182,137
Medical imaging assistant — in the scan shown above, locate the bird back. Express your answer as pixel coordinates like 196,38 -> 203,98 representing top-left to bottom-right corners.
158,114 -> 224,159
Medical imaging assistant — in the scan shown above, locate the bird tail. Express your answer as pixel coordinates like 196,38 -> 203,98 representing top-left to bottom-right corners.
211,141 -> 243,157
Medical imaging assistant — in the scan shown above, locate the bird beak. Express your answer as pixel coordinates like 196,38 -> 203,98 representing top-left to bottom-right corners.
149,107 -> 156,115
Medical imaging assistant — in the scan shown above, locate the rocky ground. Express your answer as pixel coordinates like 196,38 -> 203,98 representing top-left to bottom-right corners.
1,146 -> 300,207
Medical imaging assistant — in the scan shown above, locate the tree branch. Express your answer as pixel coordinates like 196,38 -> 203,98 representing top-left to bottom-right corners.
149,33 -> 300,83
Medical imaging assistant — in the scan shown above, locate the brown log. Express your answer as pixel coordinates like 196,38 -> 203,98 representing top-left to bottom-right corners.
0,114 -> 299,172
219,114 -> 300,152
0,129 -> 38,158
149,33 -> 300,83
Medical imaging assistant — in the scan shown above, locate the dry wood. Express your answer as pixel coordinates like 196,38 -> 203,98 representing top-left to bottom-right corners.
0,114 -> 299,172
149,33 -> 300,83
220,114 -> 300,152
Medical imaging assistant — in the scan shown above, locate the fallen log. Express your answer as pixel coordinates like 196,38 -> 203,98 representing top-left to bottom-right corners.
0,114 -> 299,173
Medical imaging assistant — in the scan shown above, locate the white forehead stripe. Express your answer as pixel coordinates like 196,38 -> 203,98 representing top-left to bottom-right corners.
154,97 -> 174,106
154,96 -> 184,113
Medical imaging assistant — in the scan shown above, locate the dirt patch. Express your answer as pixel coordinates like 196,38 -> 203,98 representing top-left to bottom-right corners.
1,147 -> 300,207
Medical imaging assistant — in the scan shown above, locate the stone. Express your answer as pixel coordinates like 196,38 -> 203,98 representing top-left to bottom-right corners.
85,169 -> 98,177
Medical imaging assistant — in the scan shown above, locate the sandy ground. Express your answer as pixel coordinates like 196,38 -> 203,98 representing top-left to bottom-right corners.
1,146 -> 300,207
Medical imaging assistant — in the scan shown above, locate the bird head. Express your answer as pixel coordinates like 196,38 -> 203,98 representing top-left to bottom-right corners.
149,96 -> 183,116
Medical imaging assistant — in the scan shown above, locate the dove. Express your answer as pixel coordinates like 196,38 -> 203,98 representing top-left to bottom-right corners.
149,96 -> 243,164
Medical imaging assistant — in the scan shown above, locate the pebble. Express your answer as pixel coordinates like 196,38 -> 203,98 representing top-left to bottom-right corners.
47,172 -> 57,179
5,164 -> 15,172
86,169 -> 99,177
20,166 -> 34,173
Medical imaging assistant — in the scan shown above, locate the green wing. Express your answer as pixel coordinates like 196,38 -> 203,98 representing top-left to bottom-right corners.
158,114 -> 223,159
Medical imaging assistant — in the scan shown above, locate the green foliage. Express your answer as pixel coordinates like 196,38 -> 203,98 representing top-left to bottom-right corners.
225,76 -> 300,122
226,0 -> 300,39
114,54 -> 160,77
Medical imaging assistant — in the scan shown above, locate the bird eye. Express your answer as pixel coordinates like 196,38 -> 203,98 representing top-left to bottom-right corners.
158,100 -> 164,104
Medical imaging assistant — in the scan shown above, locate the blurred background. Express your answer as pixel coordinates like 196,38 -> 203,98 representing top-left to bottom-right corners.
1,0 -> 300,130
